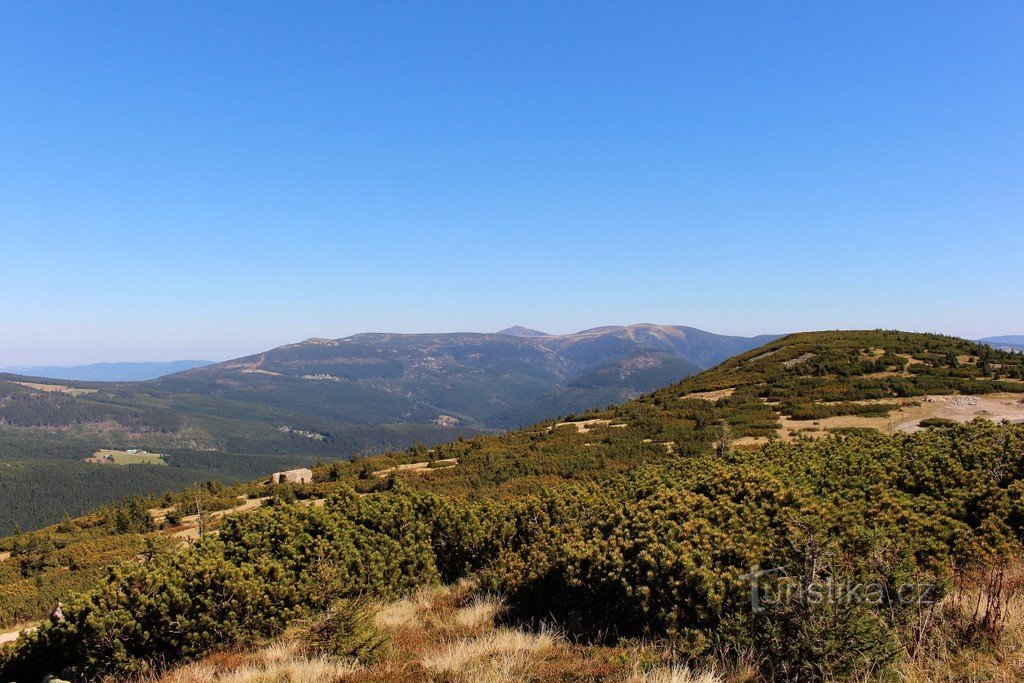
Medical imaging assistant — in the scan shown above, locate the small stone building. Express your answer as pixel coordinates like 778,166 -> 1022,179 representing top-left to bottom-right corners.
270,467 -> 313,485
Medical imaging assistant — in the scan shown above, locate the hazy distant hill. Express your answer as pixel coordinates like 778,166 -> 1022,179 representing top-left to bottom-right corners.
2,359 -> 215,381
497,325 -> 550,337
979,335 -> 1024,352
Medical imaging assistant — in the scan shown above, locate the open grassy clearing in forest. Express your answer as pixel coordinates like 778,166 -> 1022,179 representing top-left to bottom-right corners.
10,381 -> 97,397
84,449 -> 168,465
679,387 -> 736,402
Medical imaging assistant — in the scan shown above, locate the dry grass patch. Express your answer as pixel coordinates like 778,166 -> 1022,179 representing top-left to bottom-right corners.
630,666 -> 724,683
421,627 -> 559,682
371,459 -> 458,478
149,642 -> 358,683
373,585 -> 450,632
897,564 -> 1024,682
454,595 -> 504,630
552,418 -> 628,434
679,388 -> 736,402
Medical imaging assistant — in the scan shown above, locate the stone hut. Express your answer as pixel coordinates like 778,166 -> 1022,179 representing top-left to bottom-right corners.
270,467 -> 313,485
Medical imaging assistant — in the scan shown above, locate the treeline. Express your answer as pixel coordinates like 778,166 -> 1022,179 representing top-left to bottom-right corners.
3,421 -> 1023,680
0,461 -> 234,536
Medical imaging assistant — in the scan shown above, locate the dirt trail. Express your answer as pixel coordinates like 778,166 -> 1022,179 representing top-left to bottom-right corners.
149,496 -> 270,541
0,623 -> 37,646
169,497 -> 270,540
373,459 -> 458,478
896,394 -> 1024,433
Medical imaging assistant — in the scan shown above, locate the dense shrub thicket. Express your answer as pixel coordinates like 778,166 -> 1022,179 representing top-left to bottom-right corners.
3,421 -> 1023,680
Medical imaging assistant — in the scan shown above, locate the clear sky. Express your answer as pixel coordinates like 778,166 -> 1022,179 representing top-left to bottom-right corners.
2,2 -> 1022,365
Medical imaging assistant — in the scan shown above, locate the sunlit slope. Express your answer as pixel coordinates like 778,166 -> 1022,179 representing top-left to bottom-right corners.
4,331 -> 1024,681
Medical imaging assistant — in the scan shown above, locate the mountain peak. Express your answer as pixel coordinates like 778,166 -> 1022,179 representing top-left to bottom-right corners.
497,326 -> 550,337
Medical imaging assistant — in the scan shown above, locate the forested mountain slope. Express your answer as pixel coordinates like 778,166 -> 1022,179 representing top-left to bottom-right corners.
157,324 -> 776,429
0,325 -> 773,533
3,331 -> 1024,681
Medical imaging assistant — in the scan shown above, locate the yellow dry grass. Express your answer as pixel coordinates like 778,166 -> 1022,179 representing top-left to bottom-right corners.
139,573 -> 1024,683
552,419 -> 628,434
371,458 -> 458,478
896,564 -> 1024,682
421,626 -> 559,682
148,642 -> 358,683
454,595 -> 504,629
372,585 -> 445,631
554,418 -> 611,433
147,496 -> 269,541
679,388 -> 736,402
757,393 -> 1024,443
629,666 -> 724,683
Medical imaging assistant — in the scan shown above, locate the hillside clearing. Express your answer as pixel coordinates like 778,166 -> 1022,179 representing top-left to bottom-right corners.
85,449 -> 168,465
679,388 -> 735,401
769,393 -> 1024,440
10,381 -> 97,397
165,496 -> 270,541
553,418 -> 628,434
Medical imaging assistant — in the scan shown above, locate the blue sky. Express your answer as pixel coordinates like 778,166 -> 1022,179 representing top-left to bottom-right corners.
2,2 -> 1022,365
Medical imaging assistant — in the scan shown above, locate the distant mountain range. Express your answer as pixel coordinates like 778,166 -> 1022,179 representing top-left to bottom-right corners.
160,324 -> 780,429
978,336 -> 1024,353
1,323 -> 779,448
1,360 -> 216,382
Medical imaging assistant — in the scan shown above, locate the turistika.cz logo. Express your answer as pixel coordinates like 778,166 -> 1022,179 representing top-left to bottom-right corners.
741,567 -> 939,613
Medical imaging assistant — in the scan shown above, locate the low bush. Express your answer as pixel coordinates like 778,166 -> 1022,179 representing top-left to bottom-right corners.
304,599 -> 389,663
